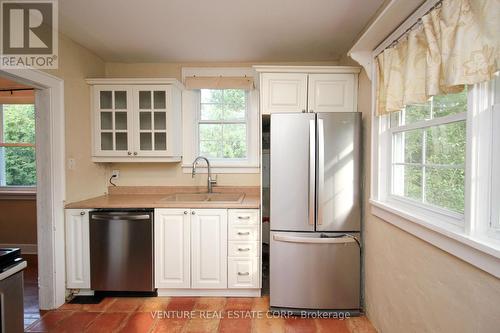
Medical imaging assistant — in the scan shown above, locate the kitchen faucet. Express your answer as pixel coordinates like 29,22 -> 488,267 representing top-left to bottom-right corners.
192,156 -> 217,193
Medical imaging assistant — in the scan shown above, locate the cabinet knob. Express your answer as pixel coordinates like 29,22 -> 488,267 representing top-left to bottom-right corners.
237,231 -> 250,236
127,151 -> 132,155
191,211 -> 196,215
238,248 -> 251,252
302,109 -> 306,113
309,109 -> 314,113
80,211 -> 85,216
133,152 -> 138,156
184,211 -> 188,215
238,272 -> 250,276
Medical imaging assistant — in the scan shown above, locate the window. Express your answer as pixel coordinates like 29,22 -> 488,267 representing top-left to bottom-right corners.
389,90 -> 467,218
198,89 -> 248,160
0,104 -> 36,188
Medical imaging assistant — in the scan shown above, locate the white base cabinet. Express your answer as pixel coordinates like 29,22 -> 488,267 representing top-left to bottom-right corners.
155,208 -> 260,295
154,209 -> 191,288
65,209 -> 91,289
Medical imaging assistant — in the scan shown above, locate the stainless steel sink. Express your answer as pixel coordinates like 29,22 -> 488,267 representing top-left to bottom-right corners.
160,192 -> 245,203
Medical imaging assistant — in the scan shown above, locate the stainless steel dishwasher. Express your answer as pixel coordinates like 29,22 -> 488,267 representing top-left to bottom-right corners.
89,209 -> 154,292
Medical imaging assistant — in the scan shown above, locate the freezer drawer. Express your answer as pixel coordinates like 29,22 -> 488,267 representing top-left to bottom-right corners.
270,231 -> 360,310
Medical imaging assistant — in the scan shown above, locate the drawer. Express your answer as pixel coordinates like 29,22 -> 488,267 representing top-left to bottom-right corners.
228,209 -> 260,225
228,224 -> 259,241
228,241 -> 259,257
228,257 -> 260,289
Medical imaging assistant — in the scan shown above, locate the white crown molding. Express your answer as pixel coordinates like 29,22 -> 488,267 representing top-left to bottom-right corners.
85,78 -> 184,89
252,65 -> 360,74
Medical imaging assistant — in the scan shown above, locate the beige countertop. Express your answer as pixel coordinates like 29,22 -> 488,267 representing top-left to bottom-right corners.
65,186 -> 260,209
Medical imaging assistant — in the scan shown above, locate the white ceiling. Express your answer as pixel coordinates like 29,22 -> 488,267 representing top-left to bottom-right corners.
58,0 -> 385,63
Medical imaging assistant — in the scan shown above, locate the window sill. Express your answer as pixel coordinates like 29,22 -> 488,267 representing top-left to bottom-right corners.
0,188 -> 36,200
370,199 -> 500,278
181,164 -> 260,174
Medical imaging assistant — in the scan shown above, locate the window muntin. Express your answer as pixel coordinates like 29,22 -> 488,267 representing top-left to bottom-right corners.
198,89 -> 248,159
0,104 -> 36,187
390,90 -> 467,215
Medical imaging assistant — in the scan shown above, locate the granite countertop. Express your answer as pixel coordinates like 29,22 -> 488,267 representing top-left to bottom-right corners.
65,186 -> 260,209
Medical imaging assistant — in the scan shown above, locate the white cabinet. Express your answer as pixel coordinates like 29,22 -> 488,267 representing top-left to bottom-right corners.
227,209 -> 260,289
308,74 -> 356,113
261,73 -> 308,114
154,208 -> 228,290
87,79 -> 183,162
154,209 -> 191,288
256,67 -> 359,114
65,209 -> 91,289
191,209 -> 227,289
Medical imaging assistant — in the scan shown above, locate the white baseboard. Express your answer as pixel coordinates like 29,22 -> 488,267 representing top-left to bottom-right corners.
157,289 -> 261,297
0,243 -> 37,254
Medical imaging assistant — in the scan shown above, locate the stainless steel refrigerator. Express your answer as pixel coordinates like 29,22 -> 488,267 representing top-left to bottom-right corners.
270,112 -> 361,313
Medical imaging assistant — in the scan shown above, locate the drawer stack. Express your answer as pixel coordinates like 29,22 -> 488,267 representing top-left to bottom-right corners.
227,209 -> 260,289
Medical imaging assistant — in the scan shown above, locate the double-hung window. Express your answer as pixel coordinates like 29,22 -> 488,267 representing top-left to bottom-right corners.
0,104 -> 36,188
389,90 -> 467,221
198,89 -> 248,160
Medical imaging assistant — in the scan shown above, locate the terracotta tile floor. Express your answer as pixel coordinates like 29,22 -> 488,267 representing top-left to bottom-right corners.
23,255 -> 377,333
25,296 -> 376,333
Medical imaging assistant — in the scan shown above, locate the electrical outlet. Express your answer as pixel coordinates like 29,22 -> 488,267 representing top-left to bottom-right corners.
111,169 -> 120,179
68,158 -> 76,170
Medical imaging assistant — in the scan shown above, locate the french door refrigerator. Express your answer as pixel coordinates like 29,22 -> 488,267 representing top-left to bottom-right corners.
270,112 -> 361,313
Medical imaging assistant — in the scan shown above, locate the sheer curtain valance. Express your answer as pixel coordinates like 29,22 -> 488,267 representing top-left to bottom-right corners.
376,0 -> 499,115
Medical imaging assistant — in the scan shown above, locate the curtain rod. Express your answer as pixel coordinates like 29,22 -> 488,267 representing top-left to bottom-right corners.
375,0 -> 443,57
0,88 -> 35,94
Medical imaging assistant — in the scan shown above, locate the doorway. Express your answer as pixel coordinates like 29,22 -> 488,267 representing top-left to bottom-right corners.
0,68 -> 66,313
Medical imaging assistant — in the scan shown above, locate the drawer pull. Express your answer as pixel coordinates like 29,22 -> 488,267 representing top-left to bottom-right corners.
237,232 -> 251,236
238,216 -> 251,220
238,247 -> 251,252
238,272 -> 250,276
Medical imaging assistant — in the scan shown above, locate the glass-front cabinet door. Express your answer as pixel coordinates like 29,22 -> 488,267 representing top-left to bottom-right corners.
134,86 -> 170,156
94,86 -> 133,156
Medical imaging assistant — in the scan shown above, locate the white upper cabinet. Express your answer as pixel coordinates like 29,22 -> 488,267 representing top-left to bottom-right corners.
256,66 -> 360,114
261,73 -> 308,114
87,79 -> 183,162
308,74 -> 356,113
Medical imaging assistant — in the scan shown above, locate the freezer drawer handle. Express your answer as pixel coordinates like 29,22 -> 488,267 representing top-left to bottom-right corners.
273,234 -> 356,244
237,231 -> 251,236
238,247 -> 251,251
238,272 -> 250,276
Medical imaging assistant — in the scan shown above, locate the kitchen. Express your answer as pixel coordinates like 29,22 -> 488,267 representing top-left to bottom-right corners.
0,0 -> 499,332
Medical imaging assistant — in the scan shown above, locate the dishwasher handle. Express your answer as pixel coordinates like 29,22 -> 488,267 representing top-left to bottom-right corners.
91,214 -> 151,221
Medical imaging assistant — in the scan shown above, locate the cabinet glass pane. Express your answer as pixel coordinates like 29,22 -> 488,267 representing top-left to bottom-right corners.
101,133 -> 113,150
155,133 -> 166,150
115,91 -> 127,109
100,112 -> 112,130
154,91 -> 166,109
140,112 -> 152,130
115,133 -> 128,150
154,112 -> 166,130
115,112 -> 127,130
139,91 -> 151,109
100,91 -> 112,109
140,133 -> 152,150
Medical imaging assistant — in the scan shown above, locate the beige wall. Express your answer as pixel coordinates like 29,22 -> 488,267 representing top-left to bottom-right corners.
0,199 -> 36,244
356,68 -> 500,333
44,33 -> 107,202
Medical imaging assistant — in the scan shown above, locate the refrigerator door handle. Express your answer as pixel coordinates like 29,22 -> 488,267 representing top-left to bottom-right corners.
317,118 -> 325,225
273,234 -> 357,244
309,119 -> 316,226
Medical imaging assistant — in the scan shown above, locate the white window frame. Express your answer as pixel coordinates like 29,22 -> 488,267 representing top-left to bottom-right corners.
181,68 -> 259,173
0,103 -> 37,195
369,4 -> 500,278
